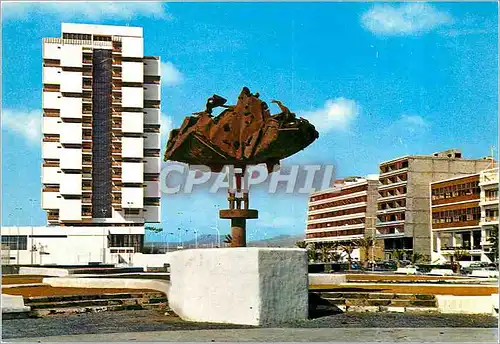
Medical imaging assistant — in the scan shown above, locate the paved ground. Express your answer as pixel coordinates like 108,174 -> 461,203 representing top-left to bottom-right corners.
7,327 -> 498,342
2,310 -> 498,340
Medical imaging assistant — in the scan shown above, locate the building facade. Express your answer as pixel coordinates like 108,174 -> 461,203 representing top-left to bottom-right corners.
479,167 -> 499,262
0,226 -> 173,268
430,174 -> 484,264
377,149 -> 493,259
305,176 -> 379,250
41,23 -> 161,231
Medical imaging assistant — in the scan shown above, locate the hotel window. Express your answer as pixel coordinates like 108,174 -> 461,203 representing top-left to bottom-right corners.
1,236 -> 27,250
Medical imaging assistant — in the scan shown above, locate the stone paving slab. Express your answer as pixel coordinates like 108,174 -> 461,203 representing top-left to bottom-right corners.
8,327 -> 499,342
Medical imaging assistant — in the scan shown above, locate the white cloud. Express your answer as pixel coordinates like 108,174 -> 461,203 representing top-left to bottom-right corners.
3,2 -> 172,21
361,3 -> 453,36
399,114 -> 428,128
2,109 -> 41,145
161,62 -> 184,86
300,98 -> 360,132
161,113 -> 174,143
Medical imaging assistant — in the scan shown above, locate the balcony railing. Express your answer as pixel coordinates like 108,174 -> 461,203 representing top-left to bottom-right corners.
440,245 -> 482,251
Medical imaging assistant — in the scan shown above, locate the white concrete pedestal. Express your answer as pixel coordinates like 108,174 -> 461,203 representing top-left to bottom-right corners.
167,248 -> 308,326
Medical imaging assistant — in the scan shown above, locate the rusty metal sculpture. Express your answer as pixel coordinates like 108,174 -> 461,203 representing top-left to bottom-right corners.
164,87 -> 319,247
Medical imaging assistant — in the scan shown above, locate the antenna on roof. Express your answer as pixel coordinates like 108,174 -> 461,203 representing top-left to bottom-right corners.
488,145 -> 496,168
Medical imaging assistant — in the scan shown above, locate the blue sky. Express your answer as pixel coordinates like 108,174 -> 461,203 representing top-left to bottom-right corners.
2,2 -> 498,242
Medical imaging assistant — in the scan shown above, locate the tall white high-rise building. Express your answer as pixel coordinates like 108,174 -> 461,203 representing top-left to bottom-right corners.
41,23 -> 161,230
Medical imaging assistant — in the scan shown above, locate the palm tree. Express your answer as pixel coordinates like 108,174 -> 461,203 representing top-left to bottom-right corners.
295,240 -> 319,262
391,249 -> 406,269
452,248 -> 470,273
318,242 -> 337,263
223,234 -> 232,246
354,237 -> 375,270
295,241 -> 308,249
334,241 -> 357,271
145,226 -> 163,233
306,242 -> 318,263
410,252 -> 426,265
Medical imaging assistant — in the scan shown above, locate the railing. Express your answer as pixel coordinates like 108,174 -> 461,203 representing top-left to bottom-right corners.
44,37 -> 92,46
484,197 -> 498,202
440,245 -> 482,251
484,216 -> 499,222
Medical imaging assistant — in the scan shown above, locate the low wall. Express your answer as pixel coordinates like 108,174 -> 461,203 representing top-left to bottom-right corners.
308,274 -> 347,285
168,248 -> 308,326
131,253 -> 171,270
19,267 -> 70,277
436,295 -> 497,315
42,277 -> 170,295
1,294 -> 30,313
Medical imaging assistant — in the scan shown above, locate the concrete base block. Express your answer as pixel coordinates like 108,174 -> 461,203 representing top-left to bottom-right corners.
308,274 -> 347,285
19,267 -> 69,277
469,270 -> 499,278
395,267 -> 418,275
385,306 -> 405,313
1,294 -> 31,313
437,295 -> 495,314
43,277 -> 170,295
167,248 -> 308,326
427,269 -> 455,276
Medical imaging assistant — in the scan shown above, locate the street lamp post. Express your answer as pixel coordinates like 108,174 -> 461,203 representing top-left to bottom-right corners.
211,226 -> 221,248
28,199 -> 35,265
194,229 -> 199,248
167,232 -> 174,252
13,206 -> 22,265
214,204 -> 221,248
177,227 -> 182,248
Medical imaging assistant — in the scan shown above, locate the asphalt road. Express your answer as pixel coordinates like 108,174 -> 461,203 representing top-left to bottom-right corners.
7,328 -> 499,343
2,310 -> 498,340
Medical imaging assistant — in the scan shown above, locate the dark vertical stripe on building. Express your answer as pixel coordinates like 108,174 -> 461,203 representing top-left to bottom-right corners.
91,49 -> 113,218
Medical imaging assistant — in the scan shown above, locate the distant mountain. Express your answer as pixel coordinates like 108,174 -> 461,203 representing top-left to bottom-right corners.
248,234 -> 305,248
150,233 -> 305,248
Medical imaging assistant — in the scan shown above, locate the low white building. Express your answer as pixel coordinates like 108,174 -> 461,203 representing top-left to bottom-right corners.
0,226 -> 168,268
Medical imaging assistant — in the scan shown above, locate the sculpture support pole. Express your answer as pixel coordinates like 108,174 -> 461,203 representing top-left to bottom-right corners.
231,218 -> 246,247
220,167 -> 258,248
231,171 -> 246,247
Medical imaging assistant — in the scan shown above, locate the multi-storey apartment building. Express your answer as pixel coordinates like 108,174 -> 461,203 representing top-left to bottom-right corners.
479,167 -> 499,262
430,174 -> 484,264
305,176 -> 379,248
41,23 -> 161,234
377,149 -> 493,259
